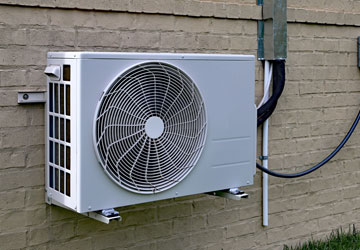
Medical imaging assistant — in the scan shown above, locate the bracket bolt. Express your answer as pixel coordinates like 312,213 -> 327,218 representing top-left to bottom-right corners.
23,93 -> 29,100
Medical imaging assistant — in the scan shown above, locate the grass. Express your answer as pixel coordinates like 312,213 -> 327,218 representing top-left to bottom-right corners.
283,225 -> 360,250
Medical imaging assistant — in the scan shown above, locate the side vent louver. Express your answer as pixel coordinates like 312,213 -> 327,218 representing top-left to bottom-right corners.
48,66 -> 71,197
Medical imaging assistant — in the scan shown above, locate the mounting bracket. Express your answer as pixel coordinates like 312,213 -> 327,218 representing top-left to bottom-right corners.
83,209 -> 122,224
18,91 -> 46,104
207,188 -> 249,201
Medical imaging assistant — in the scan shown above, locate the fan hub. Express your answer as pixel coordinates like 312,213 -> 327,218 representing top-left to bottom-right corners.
145,116 -> 164,139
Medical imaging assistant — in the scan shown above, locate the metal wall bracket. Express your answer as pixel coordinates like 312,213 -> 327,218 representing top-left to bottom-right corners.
258,20 -> 265,60
83,209 -> 122,224
18,91 -> 46,104
207,188 -> 249,201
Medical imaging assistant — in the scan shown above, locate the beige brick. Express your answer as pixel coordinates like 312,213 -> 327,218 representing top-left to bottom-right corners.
157,235 -> 191,250
50,205 -> 82,222
29,29 -> 75,47
299,82 -> 323,95
332,200 -> 353,215
0,48 -> 46,66
0,149 -> 26,169
29,226 -> 50,246
286,220 -> 318,238
342,185 -> 360,199
266,227 -> 289,244
127,242 -> 157,250
192,197 -> 225,214
76,217 -> 118,236
92,229 -> 135,249
49,238 -> 92,250
94,12 -> 135,30
0,168 -> 44,192
158,202 -> 191,221
173,215 -> 206,234
121,207 -> 157,225
270,111 -> 297,125
211,19 -> 243,35
0,231 -> 27,250
226,220 -> 257,238
0,108 -> 27,128
0,210 -> 26,231
27,245 -> 47,250
25,188 -> 45,206
28,69 -> 46,87
283,181 -> 310,197
207,209 -> 239,227
269,126 -> 285,140
0,127 -> 44,149
229,36 -> 257,50
339,39 -> 357,52
190,228 -> 224,247
309,176 -> 336,192
305,205 -> 333,220
198,1 -> 215,17
288,37 -> 314,52
314,67 -> 338,80
173,0 -> 186,15
50,221 -> 75,240
286,66 -> 314,80
0,6 -> 47,25
0,27 -> 27,45
0,69 -> 27,87
318,214 -> 341,231
26,145 -> 45,167
134,14 -> 175,31
0,90 -> 18,107
135,221 -> 172,241
77,30 -> 120,47
0,190 -> 25,210
27,107 -> 45,126
174,16 -> 210,33
26,206 -> 47,226
49,9 -> 96,28
160,32 -> 197,50
121,31 -> 160,49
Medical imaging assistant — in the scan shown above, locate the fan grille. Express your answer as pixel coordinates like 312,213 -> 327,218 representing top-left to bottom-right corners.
94,62 -> 207,194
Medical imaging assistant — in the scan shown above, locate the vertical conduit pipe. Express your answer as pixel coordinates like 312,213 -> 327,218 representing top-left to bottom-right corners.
262,61 -> 270,227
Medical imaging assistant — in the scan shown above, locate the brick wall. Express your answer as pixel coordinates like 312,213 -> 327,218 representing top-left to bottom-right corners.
0,1 -> 359,249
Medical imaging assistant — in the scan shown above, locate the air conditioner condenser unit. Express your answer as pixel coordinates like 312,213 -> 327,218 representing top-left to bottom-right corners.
45,52 -> 256,214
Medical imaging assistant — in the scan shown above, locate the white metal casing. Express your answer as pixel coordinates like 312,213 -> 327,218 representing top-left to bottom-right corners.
45,52 -> 256,213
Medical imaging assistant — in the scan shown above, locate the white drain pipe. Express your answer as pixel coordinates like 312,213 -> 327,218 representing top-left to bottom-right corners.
262,60 -> 270,227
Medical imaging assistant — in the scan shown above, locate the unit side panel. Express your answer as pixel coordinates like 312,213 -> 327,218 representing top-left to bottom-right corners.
176,60 -> 257,190
46,59 -> 77,210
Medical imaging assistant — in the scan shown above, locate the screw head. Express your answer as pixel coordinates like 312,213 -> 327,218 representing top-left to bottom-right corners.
23,93 -> 29,100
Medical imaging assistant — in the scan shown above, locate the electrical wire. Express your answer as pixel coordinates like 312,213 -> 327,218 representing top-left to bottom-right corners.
257,62 -> 273,109
256,110 -> 360,178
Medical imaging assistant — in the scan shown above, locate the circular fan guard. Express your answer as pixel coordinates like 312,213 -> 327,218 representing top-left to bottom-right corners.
94,62 -> 207,194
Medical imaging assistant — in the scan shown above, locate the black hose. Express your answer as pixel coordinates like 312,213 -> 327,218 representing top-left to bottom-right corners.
257,60 -> 286,127
256,110 -> 360,178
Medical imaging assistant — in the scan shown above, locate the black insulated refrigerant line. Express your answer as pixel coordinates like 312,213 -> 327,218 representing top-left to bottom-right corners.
257,60 -> 285,127
256,60 -> 360,178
